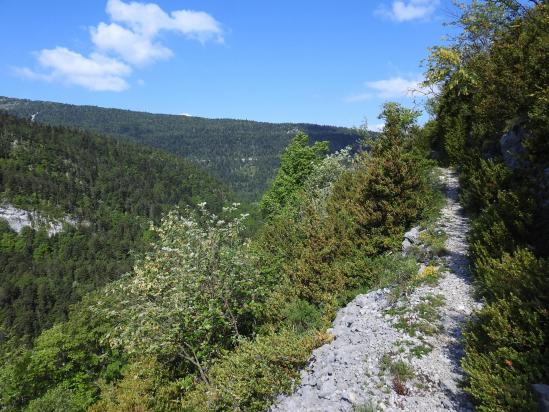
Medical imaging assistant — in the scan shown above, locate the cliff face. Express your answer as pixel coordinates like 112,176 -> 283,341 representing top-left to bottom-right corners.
0,203 -> 76,236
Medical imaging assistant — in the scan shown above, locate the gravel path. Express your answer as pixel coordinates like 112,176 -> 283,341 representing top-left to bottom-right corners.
270,168 -> 479,412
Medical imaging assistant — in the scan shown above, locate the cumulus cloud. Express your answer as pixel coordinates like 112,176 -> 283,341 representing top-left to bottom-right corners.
376,0 -> 439,22
18,47 -> 131,91
90,22 -> 173,66
16,0 -> 223,91
365,76 -> 424,98
106,0 -> 223,41
345,76 -> 428,102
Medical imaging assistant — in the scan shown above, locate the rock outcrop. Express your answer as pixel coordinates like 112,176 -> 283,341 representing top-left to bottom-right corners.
0,204 -> 76,236
499,126 -> 527,170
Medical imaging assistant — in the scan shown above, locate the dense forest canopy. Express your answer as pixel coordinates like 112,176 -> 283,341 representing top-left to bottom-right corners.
0,97 -> 366,201
0,112 -> 231,345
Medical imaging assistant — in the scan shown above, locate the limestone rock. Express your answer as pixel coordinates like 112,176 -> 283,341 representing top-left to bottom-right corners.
500,127 -> 526,170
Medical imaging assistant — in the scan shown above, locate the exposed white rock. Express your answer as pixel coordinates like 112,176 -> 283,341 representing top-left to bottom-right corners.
270,168 -> 479,412
0,203 -> 76,236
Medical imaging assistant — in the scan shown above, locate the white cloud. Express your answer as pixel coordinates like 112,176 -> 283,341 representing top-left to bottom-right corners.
376,0 -> 439,22
105,0 -> 223,43
91,22 -> 173,65
19,47 -> 131,91
345,76 -> 429,103
171,10 -> 224,42
369,123 -> 385,132
16,0 -> 223,91
365,76 -> 423,98
106,0 -> 172,36
13,66 -> 54,82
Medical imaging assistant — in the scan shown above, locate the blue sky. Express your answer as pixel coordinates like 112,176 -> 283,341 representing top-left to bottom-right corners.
0,0 -> 453,128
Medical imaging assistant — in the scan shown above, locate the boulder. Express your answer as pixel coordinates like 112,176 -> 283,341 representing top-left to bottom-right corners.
532,384 -> 549,412
404,227 -> 420,242
499,127 -> 526,170
402,226 -> 421,254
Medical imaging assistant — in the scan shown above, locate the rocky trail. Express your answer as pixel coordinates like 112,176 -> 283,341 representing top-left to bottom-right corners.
270,168 -> 480,412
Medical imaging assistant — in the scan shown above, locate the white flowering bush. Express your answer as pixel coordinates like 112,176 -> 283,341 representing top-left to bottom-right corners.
302,146 -> 354,207
94,204 -> 267,381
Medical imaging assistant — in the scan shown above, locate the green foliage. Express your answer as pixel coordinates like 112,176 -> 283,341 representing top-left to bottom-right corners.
0,113 -> 229,219
460,159 -> 511,211
0,112 -> 231,342
1,108 -> 437,410
463,250 -> 548,411
280,299 -> 324,333
418,229 -> 448,257
259,132 -> 328,219
338,254 -> 418,306
0,294 -> 119,411
180,330 -> 331,411
469,189 -> 534,272
378,353 -> 415,382
256,106 -> 436,306
0,97 -> 365,201
425,2 -> 549,409
94,205 -> 270,379
389,360 -> 415,383
410,343 -> 433,358
375,102 -> 421,150
87,357 -> 171,412
24,385 -> 92,412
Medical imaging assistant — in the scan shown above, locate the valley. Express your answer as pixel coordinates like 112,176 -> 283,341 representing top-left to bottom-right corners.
0,1 -> 547,411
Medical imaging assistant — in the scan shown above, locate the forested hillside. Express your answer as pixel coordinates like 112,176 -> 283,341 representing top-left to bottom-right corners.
0,112 -> 231,345
0,97 -> 364,200
0,2 -> 546,411
423,1 -> 548,410
0,104 -> 441,412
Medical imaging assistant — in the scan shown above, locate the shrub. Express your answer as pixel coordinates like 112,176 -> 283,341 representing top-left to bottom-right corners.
469,190 -> 534,266
460,159 -> 511,211
24,385 -> 92,412
280,299 -> 324,333
94,205 -> 271,381
257,103 -> 437,306
180,330 -> 331,411
259,133 -> 328,220
462,250 -> 549,411
87,357 -> 171,412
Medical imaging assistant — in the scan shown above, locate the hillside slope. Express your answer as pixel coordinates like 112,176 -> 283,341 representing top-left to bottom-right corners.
0,96 -> 364,200
270,169 -> 477,411
0,112 -> 231,342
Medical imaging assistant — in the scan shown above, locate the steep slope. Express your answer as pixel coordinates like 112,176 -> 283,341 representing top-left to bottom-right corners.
271,169 -> 478,411
0,112 -> 231,342
0,96 -> 364,200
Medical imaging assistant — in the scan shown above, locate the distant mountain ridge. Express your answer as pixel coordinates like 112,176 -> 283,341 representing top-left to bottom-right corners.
0,96 -> 366,201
